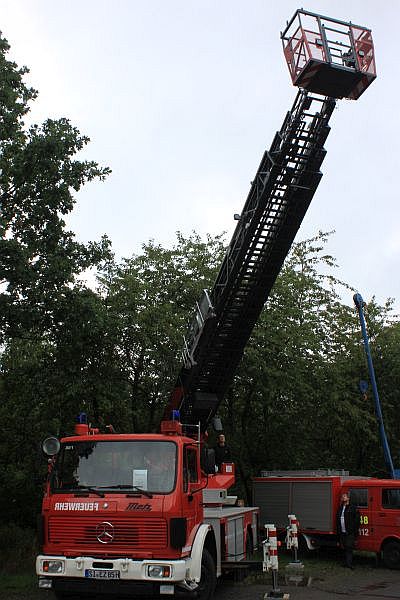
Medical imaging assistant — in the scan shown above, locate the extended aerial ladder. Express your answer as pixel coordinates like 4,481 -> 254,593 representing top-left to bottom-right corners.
37,11 -> 378,598
165,9 -> 376,433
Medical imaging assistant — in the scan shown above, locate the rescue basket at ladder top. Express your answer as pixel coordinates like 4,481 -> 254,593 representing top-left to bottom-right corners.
281,9 -> 376,99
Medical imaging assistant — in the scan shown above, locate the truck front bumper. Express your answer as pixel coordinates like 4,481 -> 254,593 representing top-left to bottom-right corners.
36,555 -> 196,595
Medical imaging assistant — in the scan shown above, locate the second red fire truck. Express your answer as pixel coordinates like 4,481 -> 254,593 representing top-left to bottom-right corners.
253,471 -> 400,569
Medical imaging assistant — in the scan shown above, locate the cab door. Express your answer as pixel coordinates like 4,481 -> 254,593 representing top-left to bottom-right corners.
180,445 -> 202,551
372,486 -> 400,547
346,486 -> 374,551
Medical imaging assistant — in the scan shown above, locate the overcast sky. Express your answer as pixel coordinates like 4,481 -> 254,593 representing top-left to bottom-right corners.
2,0 -> 399,310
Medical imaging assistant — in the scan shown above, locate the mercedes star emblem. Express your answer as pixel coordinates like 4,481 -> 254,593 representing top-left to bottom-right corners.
96,521 -> 115,544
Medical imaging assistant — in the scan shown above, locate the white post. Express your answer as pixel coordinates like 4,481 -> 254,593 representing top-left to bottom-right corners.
262,524 -> 288,599
286,514 -> 304,577
263,524 -> 279,572
286,514 -> 299,562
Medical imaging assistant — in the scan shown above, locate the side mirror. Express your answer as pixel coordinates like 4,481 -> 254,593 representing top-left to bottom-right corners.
42,437 -> 61,457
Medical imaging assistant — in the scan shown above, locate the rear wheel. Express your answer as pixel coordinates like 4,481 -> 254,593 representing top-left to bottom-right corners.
382,541 -> 400,569
197,548 -> 216,600
298,534 -> 313,557
245,533 -> 253,559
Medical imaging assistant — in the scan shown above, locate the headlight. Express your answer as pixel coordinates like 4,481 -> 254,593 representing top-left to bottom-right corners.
42,560 -> 65,574
147,564 -> 171,578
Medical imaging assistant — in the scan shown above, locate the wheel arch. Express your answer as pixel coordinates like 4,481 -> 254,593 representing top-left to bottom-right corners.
381,537 -> 400,569
190,524 -> 217,581
380,535 -> 400,552
300,533 -> 318,551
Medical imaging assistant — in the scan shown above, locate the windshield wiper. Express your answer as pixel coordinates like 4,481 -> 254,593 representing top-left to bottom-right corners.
99,485 -> 153,498
75,486 -> 105,497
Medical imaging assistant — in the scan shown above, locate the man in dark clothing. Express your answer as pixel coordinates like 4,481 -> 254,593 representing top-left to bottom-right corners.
214,434 -> 231,469
336,492 -> 360,569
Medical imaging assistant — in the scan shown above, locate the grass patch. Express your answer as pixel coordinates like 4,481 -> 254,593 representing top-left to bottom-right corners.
0,523 -> 37,573
0,524 -> 39,598
0,571 -> 42,600
0,572 -> 36,592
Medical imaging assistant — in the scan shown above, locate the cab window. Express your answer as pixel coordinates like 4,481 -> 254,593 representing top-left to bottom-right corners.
53,440 -> 177,494
382,488 -> 400,509
348,488 -> 368,507
183,447 -> 198,492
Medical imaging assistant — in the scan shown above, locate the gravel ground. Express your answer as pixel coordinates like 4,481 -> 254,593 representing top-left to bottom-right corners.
2,555 -> 400,600
219,567 -> 400,600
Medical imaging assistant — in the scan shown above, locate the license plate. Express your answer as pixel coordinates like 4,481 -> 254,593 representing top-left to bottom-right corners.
85,569 -> 120,579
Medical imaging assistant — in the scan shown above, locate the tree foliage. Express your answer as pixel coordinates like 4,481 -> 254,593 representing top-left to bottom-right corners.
1,33 -> 400,532
0,32 -> 112,525
97,232 -> 226,433
219,233 -> 399,500
0,34 -> 111,344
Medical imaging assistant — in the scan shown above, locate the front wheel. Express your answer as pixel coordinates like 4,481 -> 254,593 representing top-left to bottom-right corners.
245,533 -> 253,559
382,541 -> 400,569
54,592 -> 76,600
197,548 -> 216,600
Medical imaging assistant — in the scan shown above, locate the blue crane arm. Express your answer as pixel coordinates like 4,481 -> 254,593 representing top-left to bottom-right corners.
353,293 -> 400,479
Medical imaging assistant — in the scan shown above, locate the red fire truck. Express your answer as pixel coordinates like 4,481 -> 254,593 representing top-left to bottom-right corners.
253,471 -> 400,569
37,420 -> 258,599
36,9 -> 376,599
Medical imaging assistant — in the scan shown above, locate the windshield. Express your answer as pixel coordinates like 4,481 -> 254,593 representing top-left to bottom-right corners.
52,440 -> 177,494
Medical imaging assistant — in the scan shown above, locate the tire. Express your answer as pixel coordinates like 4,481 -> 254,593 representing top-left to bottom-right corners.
298,534 -> 312,556
245,533 -> 253,559
54,593 -> 76,600
197,548 -> 216,600
382,541 -> 400,569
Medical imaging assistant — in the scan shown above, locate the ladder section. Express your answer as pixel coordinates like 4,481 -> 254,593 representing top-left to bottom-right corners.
169,91 -> 336,431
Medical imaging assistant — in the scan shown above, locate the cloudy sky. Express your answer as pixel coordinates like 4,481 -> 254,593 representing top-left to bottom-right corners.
2,0 -> 399,310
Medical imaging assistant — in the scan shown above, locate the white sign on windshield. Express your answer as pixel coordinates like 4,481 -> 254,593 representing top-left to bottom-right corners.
133,469 -> 148,490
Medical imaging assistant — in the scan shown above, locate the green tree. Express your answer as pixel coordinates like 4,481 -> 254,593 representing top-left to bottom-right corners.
0,33 -> 112,526
98,231 -> 226,433
0,34 -> 111,344
220,232 -> 399,501
1,32 -> 399,534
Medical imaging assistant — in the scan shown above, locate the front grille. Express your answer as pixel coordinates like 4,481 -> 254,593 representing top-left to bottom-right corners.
48,516 -> 167,550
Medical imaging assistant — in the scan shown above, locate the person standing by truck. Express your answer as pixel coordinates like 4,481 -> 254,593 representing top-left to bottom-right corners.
336,492 -> 360,569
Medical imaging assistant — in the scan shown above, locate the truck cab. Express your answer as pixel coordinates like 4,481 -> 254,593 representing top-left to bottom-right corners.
342,480 -> 400,568
36,423 -> 219,598
36,418 -> 258,599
